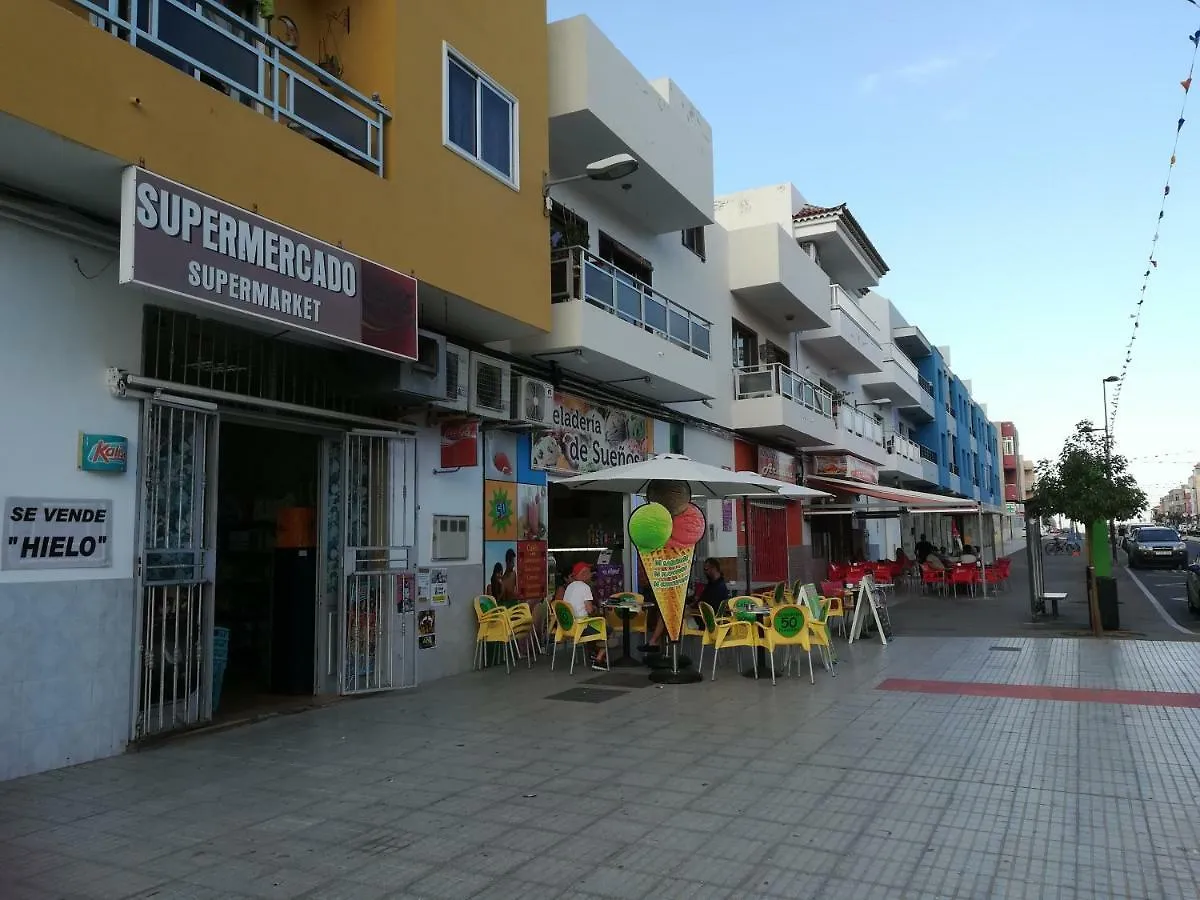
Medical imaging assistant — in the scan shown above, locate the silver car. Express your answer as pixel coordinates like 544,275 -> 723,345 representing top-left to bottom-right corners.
1126,526 -> 1188,569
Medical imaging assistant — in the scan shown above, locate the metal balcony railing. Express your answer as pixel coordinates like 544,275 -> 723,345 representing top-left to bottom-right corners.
77,0 -> 390,174
550,246 -> 712,359
734,364 -> 834,417
838,405 -> 884,446
949,463 -> 960,476
918,375 -> 934,396
829,285 -> 882,349
918,444 -> 938,463
887,434 -> 921,463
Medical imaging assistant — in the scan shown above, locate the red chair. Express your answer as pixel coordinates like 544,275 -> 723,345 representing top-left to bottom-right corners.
920,564 -> 946,594
949,565 -> 978,597
828,563 -> 846,581
981,566 -> 1005,595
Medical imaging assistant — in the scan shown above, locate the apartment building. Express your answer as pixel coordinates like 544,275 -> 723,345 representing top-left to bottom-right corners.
998,421 -> 1026,529
0,0 -> 551,778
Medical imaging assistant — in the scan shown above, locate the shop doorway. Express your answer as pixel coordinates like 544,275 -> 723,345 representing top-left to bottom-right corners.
213,422 -> 321,717
547,483 -> 628,599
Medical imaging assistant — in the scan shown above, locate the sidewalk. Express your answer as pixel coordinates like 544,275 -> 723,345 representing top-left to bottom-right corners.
892,544 -> 1195,641
3,626 -> 1200,898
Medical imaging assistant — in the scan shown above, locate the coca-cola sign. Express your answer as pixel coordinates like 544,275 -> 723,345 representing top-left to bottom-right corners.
440,420 -> 479,468
78,433 -> 129,474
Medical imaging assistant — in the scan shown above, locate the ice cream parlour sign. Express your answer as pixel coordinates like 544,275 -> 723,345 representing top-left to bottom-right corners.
530,392 -> 654,475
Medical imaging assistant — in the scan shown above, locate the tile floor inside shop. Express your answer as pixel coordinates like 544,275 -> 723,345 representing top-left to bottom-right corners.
3,636 -> 1200,900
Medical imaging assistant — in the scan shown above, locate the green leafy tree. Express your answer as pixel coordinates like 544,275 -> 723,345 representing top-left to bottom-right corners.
1033,419 -> 1147,533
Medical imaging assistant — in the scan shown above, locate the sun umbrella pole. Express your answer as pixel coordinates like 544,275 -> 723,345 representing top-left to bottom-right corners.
742,496 -> 751,595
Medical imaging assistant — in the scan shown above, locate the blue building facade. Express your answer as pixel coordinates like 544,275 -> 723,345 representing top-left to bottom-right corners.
910,347 -> 1002,506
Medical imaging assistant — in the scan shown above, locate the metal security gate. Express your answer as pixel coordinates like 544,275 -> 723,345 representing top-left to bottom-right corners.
134,400 -> 216,738
341,431 -> 415,694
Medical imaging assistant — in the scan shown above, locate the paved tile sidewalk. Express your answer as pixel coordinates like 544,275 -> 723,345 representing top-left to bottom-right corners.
3,634 -> 1200,899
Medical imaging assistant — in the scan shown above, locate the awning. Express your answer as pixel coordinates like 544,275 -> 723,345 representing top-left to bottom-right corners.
805,476 -> 979,511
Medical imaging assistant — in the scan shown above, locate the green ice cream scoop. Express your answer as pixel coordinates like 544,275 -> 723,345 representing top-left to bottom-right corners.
628,502 -> 672,552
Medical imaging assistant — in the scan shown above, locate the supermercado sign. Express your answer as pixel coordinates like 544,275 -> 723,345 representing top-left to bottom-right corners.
118,167 -> 417,360
530,393 -> 653,475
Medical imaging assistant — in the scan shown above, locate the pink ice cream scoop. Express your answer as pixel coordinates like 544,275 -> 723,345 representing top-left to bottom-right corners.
665,503 -> 705,549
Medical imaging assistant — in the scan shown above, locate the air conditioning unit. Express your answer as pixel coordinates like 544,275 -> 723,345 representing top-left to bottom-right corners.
433,343 -> 470,412
468,352 -> 512,420
511,376 -> 555,428
389,329 -> 447,400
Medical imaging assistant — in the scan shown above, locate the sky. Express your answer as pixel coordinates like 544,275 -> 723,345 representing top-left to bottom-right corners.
546,0 -> 1200,506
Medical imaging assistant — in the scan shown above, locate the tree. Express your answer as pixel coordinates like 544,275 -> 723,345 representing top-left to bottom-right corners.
1032,420 -> 1147,527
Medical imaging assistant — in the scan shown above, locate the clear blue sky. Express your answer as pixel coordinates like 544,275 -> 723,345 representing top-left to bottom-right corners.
547,0 -> 1200,504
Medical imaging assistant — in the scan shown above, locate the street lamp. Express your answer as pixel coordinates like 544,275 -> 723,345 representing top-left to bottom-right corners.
1101,375 -> 1120,564
543,153 -> 640,207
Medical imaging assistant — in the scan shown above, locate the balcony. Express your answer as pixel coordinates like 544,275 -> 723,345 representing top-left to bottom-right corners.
506,246 -> 716,403
548,16 -> 713,232
810,405 -> 888,466
732,364 -> 837,447
795,285 -> 884,375
75,0 -> 389,173
892,324 -> 932,360
881,433 -> 923,480
859,342 -> 935,421
725,224 -> 832,331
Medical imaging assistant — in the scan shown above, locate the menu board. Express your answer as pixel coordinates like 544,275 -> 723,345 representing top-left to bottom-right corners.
516,540 -> 548,600
594,563 -> 624,601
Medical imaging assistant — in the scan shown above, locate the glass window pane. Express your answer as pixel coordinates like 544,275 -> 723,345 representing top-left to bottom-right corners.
447,58 -> 477,154
644,296 -> 667,333
479,82 -> 512,177
691,321 -> 710,356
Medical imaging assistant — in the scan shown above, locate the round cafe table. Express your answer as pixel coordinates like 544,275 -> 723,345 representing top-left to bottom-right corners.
604,600 -> 654,667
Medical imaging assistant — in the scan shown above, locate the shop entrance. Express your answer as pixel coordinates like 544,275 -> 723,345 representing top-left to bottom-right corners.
213,421 -> 321,717
547,483 -> 628,599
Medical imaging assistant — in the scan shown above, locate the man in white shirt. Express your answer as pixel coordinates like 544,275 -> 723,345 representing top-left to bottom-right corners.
563,562 -> 606,668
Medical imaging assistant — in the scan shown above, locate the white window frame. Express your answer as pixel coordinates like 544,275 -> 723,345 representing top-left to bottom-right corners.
442,42 -> 520,190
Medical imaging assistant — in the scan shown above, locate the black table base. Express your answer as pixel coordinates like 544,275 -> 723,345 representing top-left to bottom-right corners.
651,667 -> 703,684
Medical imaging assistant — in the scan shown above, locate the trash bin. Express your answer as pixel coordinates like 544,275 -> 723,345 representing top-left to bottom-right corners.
1095,576 -> 1119,631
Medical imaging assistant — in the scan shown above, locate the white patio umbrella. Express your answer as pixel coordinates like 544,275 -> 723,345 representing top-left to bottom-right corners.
558,453 -> 796,499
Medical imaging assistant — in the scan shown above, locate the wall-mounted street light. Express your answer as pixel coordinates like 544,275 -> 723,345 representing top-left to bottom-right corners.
543,153 -> 640,211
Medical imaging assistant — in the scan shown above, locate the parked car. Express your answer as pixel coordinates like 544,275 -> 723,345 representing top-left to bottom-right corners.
1188,564 -> 1200,614
1126,526 -> 1188,569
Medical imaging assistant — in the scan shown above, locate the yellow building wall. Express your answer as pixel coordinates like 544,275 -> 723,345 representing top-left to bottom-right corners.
0,0 -> 550,334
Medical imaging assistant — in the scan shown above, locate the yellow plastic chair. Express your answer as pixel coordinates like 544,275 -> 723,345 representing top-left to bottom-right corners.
801,604 -> 837,681
686,601 -> 718,671
605,592 -> 648,646
709,602 -> 766,680
760,603 -> 813,685
472,596 -> 516,672
551,600 -> 610,675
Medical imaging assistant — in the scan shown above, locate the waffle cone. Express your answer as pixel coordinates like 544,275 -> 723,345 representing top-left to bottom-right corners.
639,545 -> 696,642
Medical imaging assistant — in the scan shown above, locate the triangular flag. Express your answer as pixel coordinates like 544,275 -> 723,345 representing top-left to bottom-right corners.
1192,30 -> 1200,47
1177,118 -> 1186,132
1184,78 -> 1193,92
1151,259 -> 1158,267
1165,185 -> 1172,195
1171,154 -> 1177,165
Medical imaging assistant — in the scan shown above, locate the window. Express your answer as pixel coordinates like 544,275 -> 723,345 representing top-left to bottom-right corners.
681,226 -> 706,261
550,201 -> 589,250
598,232 -> 652,284
760,340 -> 790,369
669,422 -> 685,454
444,45 -> 518,186
732,320 -> 759,369
1002,437 -> 1014,456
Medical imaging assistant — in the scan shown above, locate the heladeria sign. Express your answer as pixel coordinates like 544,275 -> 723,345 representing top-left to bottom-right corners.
119,167 -> 418,361
3,498 -> 113,570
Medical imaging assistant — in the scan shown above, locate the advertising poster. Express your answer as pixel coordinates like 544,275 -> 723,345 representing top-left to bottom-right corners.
516,540 -> 548,601
484,431 -> 518,482
812,454 -> 879,484
417,609 -> 436,650
517,483 -> 548,541
484,479 -> 518,541
484,541 -> 516,595
530,392 -> 653,475
430,567 -> 448,605
628,489 -> 706,641
439,420 -> 479,468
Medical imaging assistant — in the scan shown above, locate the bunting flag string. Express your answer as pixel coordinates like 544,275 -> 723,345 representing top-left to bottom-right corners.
1109,23 -> 1200,433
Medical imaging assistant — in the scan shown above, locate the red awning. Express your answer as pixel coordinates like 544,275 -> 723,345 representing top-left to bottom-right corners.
805,476 -> 979,510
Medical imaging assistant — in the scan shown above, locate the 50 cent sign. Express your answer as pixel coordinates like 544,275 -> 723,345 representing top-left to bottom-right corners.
3,498 -> 113,570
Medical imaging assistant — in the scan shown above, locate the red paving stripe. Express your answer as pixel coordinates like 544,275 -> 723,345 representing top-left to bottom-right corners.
876,677 -> 1200,709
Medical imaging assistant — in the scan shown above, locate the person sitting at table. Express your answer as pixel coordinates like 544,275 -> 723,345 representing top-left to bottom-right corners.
924,551 -> 946,572
563,562 -> 607,669
915,534 -> 935,564
894,547 -> 911,570
642,557 -> 729,650
960,545 -> 979,565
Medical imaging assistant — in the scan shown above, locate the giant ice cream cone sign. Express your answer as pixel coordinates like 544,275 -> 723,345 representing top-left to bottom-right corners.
628,481 -> 706,642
